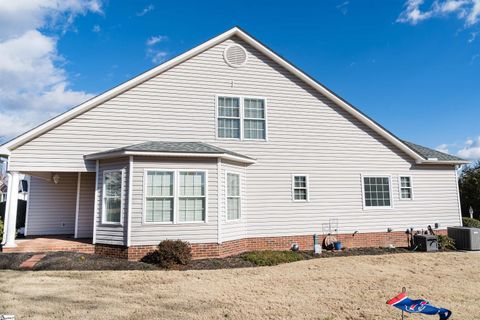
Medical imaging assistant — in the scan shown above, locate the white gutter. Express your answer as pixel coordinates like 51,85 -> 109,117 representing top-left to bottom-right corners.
415,159 -> 471,165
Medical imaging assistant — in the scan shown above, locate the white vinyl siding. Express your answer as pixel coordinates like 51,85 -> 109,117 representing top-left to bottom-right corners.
227,172 -> 241,220
26,174 -> 77,236
76,172 -> 95,238
363,176 -> 392,208
12,37 -> 462,240
102,170 -> 123,224
292,175 -> 309,201
399,176 -> 413,200
145,171 -> 174,223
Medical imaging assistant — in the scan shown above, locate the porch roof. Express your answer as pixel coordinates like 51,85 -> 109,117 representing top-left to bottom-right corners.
84,141 -> 256,164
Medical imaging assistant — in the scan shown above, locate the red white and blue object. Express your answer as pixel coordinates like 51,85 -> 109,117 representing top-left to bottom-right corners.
387,292 -> 452,320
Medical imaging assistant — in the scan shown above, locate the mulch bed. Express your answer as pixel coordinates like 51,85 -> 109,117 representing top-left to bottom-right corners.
0,247 -> 445,271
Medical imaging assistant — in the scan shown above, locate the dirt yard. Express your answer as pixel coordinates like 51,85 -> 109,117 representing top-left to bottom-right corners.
0,252 -> 478,319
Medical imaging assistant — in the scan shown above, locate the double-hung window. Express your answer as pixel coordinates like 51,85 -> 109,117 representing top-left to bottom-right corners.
244,98 -> 266,139
217,96 -> 266,140
399,176 -> 413,200
145,171 -> 174,223
227,173 -> 241,220
145,170 -> 207,223
179,172 -> 206,222
292,175 -> 309,201
363,176 -> 392,208
217,97 -> 240,139
102,170 -> 123,224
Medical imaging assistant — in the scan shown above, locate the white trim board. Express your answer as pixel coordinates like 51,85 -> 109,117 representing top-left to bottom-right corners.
0,27 -> 468,165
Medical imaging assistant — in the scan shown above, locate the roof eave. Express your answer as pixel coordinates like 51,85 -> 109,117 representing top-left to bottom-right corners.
415,159 -> 471,165
84,150 -> 256,164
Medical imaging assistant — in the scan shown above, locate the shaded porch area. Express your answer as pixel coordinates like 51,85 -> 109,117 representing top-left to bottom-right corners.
1,236 -> 94,254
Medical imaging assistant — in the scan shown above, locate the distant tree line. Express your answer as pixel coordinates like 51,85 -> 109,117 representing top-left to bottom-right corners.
459,161 -> 480,219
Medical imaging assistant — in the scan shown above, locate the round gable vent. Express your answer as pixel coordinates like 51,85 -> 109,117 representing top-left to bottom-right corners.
224,44 -> 248,67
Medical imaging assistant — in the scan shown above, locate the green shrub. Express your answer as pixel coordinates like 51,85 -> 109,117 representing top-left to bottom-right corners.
0,217 -> 3,240
141,240 -> 192,268
437,235 -> 456,250
463,217 -> 480,228
242,250 -> 304,266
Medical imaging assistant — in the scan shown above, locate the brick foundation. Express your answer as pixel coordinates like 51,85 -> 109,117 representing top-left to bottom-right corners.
93,230 -> 448,261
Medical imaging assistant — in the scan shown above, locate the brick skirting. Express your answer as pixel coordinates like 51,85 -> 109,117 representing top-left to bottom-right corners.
93,230 -> 448,261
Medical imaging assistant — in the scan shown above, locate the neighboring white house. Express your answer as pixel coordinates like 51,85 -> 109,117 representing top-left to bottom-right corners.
0,27 -> 469,259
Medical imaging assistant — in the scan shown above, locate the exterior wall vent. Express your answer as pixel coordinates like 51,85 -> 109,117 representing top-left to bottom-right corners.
224,44 -> 248,67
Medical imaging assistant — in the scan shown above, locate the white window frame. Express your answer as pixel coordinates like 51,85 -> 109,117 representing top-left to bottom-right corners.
143,169 -> 175,225
142,169 -> 208,225
226,171 -> 242,221
292,174 -> 309,202
101,169 -> 124,225
215,95 -> 268,141
361,174 -> 394,210
398,176 -> 414,201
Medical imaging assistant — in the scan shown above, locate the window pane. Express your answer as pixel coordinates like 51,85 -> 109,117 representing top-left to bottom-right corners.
227,173 -> 240,197
218,118 -> 240,138
294,176 -> 306,188
363,176 -> 391,207
146,198 -> 173,222
401,177 -> 411,188
401,188 -> 412,199
218,97 -> 240,117
179,198 -> 205,222
179,172 -> 205,196
244,119 -> 265,139
227,198 -> 241,220
294,189 -> 307,200
147,171 -> 173,197
244,99 -> 265,119
105,198 -> 121,223
105,171 -> 122,197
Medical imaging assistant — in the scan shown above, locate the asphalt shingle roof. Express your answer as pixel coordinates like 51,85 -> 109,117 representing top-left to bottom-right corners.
402,140 -> 466,162
86,141 -> 254,161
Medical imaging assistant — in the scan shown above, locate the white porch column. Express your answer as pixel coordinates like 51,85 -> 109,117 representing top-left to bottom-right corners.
2,171 -> 19,248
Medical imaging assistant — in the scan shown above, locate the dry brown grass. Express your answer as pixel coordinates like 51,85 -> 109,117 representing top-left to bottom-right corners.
0,251 -> 479,319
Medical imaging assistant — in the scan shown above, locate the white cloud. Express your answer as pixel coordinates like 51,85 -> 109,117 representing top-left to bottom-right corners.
145,35 -> 169,64
458,137 -> 480,159
436,143 -> 450,153
397,0 -> 480,26
92,24 -> 101,33
336,1 -> 349,15
0,1 -> 102,141
136,4 -> 154,16
146,35 -> 168,46
147,49 -> 168,64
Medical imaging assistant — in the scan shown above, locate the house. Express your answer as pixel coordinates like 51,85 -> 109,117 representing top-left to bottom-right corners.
0,27 -> 469,260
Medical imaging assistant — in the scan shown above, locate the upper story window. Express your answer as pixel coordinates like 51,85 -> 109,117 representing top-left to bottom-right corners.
292,175 -> 309,201
363,176 -> 392,208
217,96 -> 267,140
102,170 -> 123,224
244,98 -> 266,140
217,97 -> 240,139
399,176 -> 413,200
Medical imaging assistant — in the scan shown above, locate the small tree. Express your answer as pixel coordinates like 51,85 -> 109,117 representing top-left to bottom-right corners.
459,161 -> 480,218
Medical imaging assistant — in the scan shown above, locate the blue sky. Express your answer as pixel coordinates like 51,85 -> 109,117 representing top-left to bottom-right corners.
1,0 -> 479,159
